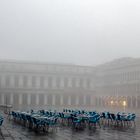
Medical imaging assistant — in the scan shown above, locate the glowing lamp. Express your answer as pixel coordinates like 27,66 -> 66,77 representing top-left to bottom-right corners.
122,101 -> 127,106
110,100 -> 114,104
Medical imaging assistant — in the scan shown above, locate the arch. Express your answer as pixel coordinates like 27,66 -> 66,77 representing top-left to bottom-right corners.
132,96 -> 136,108
127,96 -> 131,108
137,96 -> 140,108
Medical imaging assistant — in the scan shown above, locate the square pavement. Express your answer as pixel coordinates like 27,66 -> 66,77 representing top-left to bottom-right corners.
0,116 -> 140,140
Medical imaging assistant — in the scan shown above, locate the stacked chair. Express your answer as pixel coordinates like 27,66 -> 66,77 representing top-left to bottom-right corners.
11,110 -> 58,133
101,111 -> 136,126
0,114 -> 4,127
11,109 -> 136,133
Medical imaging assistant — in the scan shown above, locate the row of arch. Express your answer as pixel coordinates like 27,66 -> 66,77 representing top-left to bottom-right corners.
0,93 -> 139,110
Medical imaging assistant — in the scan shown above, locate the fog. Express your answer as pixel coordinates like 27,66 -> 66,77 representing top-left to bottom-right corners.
0,0 -> 140,65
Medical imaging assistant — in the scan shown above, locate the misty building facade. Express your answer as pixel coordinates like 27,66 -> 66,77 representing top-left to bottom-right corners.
0,58 -> 140,110
0,60 -> 95,109
95,58 -> 140,109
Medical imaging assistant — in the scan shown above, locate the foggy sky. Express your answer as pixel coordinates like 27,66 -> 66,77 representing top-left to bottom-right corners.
0,0 -> 140,66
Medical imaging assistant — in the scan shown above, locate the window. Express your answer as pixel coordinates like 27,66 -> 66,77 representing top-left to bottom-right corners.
40,76 -> 44,88
15,75 -> 19,88
23,75 -> 28,88
32,76 -> 35,87
72,77 -> 76,88
64,77 -> 68,88
48,76 -> 52,88
56,77 -> 60,88
5,75 -> 10,88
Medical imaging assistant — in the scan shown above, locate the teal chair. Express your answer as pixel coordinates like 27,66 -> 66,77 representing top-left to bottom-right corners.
88,114 -> 101,128
0,116 -> 4,127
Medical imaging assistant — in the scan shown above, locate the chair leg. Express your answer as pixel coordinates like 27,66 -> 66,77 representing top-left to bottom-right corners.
98,121 -> 101,128
133,121 -> 136,127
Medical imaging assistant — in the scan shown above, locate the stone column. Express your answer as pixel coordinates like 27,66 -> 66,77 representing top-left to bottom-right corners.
83,79 -> 87,89
36,76 -> 40,89
18,76 -> 23,88
0,94 -> 2,104
83,95 -> 86,106
10,93 -> 14,105
27,94 -> 31,105
76,78 -> 80,88
100,96 -> 102,107
52,94 -> 56,106
44,94 -> 48,105
9,76 -> 14,88
60,78 -> 64,89
60,95 -> 63,106
1,76 -> 6,88
44,77 -> 48,89
91,95 -> 95,106
90,80 -> 93,90
36,94 -> 39,105
76,95 -> 79,106
68,78 -> 72,88
1,94 -> 4,104
52,77 -> 56,89
19,94 -> 22,105
68,95 -> 71,106
90,95 -> 93,106
131,96 -> 133,108
27,76 -> 32,88
98,96 -> 100,107
136,96 -> 138,109
95,96 -> 98,107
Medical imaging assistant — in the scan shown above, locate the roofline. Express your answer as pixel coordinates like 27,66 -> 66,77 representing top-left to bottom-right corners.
0,59 -> 95,68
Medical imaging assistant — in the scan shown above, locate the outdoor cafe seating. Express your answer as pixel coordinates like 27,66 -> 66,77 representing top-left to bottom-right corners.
101,111 -> 136,126
11,109 -> 136,133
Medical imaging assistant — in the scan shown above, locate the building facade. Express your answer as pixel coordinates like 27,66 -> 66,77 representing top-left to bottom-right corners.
0,58 -> 140,110
94,57 -> 140,110
0,60 -> 95,110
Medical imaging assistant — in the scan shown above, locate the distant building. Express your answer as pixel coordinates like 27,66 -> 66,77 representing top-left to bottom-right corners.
0,60 -> 95,110
0,58 -> 140,110
95,57 -> 140,110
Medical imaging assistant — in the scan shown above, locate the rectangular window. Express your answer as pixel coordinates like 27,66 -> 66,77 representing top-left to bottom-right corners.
5,75 -> 10,88
72,77 -> 76,88
55,94 -> 61,106
48,76 -> 52,88
64,77 -> 68,88
39,94 -> 44,106
56,77 -> 60,88
15,75 -> 19,88
1,75 -> 6,88
22,94 -> 28,105
40,76 -> 44,88
47,94 -> 52,105
23,75 -> 28,88
32,76 -> 36,88
31,94 -> 36,106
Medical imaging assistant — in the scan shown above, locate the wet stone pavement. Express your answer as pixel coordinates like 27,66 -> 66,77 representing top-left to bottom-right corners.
0,116 -> 140,140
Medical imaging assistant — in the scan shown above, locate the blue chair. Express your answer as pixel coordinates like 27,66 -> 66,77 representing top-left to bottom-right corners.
123,113 -> 136,126
45,117 -> 58,132
88,113 -> 101,128
31,117 -> 45,132
72,116 -> 83,129
0,116 -> 4,127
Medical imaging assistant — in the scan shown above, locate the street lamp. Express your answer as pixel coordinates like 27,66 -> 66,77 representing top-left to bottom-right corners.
111,100 -> 113,104
110,100 -> 114,111
122,100 -> 127,112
